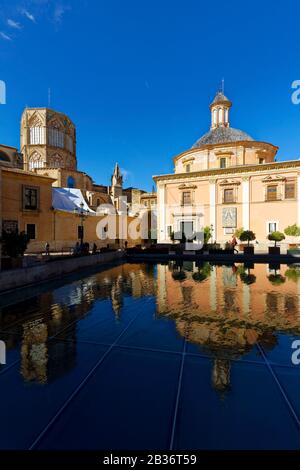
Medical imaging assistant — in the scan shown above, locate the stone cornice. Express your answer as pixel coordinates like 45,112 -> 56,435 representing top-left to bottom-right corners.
172,140 -> 278,163
153,160 -> 300,183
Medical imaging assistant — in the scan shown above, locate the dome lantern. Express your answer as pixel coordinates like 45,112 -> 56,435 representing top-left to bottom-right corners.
210,89 -> 232,130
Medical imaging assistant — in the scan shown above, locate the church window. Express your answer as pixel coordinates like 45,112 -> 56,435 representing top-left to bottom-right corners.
285,180 -> 296,199
186,164 -> 191,173
182,191 -> 191,206
266,185 -> 278,201
30,127 -> 46,145
23,186 -> 39,210
223,188 -> 234,203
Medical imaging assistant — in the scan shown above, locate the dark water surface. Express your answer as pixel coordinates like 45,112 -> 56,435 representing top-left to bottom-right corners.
1,261 -> 300,449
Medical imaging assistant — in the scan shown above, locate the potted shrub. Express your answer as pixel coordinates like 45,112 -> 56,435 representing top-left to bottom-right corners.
284,224 -> 300,251
267,231 -> 285,254
239,230 -> 256,254
234,227 -> 244,251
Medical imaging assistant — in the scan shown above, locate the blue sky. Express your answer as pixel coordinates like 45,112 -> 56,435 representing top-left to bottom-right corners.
0,0 -> 300,191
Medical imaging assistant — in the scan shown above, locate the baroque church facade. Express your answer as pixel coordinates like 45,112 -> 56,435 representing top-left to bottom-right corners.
154,91 -> 300,247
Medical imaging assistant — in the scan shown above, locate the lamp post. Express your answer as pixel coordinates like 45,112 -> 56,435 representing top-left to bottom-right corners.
74,202 -> 86,245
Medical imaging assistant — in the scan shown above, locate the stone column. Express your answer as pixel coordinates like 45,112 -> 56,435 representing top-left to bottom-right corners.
242,176 -> 250,230
209,178 -> 216,241
157,182 -> 166,243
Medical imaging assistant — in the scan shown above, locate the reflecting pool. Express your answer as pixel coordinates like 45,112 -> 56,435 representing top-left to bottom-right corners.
1,261 -> 300,449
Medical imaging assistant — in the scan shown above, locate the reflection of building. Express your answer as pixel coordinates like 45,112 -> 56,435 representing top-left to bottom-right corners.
154,90 -> 300,247
157,262 -> 300,392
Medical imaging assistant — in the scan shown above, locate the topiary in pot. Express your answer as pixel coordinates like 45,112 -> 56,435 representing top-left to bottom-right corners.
267,231 -> 285,254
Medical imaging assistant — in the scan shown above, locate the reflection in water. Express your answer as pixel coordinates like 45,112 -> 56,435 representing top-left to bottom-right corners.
1,262 -> 300,395
158,261 -> 300,393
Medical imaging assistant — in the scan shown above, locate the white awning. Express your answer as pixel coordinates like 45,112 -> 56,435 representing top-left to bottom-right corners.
52,188 -> 95,214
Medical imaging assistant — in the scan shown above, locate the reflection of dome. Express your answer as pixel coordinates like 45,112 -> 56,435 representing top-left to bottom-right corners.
192,127 -> 254,148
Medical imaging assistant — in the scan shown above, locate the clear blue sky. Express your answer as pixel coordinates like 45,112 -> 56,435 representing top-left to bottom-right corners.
1,0 -> 300,191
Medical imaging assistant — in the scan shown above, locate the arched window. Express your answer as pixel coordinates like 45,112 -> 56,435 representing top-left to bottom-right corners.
67,176 -> 75,188
96,198 -> 100,207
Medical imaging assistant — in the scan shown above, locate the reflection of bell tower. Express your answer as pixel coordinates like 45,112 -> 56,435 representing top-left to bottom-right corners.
212,358 -> 231,393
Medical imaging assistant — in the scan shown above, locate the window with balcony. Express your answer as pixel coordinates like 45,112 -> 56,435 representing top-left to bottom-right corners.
266,185 -> 278,201
285,181 -> 296,199
23,186 -> 39,210
182,191 -> 191,206
223,188 -> 234,203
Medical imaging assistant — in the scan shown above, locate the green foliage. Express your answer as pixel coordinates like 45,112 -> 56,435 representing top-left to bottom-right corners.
203,226 -> 212,244
239,230 -> 256,246
172,270 -> 186,281
268,274 -> 286,285
1,230 -> 29,258
234,227 -> 244,239
267,231 -> 285,246
284,224 -> 300,238
240,272 -> 256,285
192,262 -> 212,282
285,267 -> 300,282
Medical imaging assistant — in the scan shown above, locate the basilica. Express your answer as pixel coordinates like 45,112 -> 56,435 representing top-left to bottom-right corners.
154,91 -> 300,248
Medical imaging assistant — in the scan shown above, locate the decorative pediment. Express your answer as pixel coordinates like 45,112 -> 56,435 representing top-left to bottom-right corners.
219,179 -> 241,186
178,183 -> 197,190
48,118 -> 64,130
262,175 -> 286,182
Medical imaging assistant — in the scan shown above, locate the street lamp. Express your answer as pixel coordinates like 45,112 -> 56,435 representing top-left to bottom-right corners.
74,202 -> 86,245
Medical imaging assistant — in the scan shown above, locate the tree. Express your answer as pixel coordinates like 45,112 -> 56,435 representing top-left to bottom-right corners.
284,224 -> 300,244
267,231 -> 285,247
234,227 -> 244,239
1,230 -> 30,258
239,230 -> 256,246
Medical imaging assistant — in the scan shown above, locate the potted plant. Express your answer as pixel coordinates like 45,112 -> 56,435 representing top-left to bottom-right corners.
267,231 -> 285,254
284,224 -> 300,251
234,227 -> 244,251
239,230 -> 256,254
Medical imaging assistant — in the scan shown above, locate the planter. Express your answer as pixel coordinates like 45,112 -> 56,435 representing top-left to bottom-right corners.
244,246 -> 254,255
269,246 -> 280,255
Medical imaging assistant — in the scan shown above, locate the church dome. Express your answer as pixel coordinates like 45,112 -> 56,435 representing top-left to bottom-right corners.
192,126 -> 254,148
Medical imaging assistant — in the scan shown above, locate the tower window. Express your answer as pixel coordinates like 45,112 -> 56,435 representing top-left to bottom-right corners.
67,176 -> 75,188
259,158 -> 265,164
185,164 -> 191,173
220,158 -> 226,169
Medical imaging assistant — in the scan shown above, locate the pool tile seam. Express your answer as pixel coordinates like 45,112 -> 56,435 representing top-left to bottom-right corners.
257,343 -> 300,432
169,339 -> 187,451
28,308 -> 144,450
